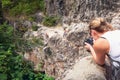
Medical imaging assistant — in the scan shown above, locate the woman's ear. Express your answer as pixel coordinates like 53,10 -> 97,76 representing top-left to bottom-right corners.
91,30 -> 97,40
91,30 -> 100,40
91,30 -> 97,36
91,30 -> 95,36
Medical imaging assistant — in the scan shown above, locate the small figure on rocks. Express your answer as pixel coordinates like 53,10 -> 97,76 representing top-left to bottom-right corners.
85,17 -> 120,80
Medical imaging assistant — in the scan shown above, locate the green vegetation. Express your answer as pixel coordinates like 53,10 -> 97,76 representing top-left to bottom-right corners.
0,22 -> 54,80
2,0 -> 45,16
32,25 -> 39,31
43,16 -> 60,27
0,1 -> 57,79
0,0 -> 4,24
16,37 -> 44,53
2,0 -> 60,27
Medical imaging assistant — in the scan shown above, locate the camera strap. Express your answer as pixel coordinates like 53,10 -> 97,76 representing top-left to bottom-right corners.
100,37 -> 106,39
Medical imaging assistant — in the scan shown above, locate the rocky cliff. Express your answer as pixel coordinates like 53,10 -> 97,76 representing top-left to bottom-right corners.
24,0 -> 120,79
45,0 -> 120,23
3,0 -> 120,80
23,22 -> 90,79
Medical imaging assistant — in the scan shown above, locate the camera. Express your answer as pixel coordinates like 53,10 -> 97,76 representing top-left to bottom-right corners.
84,37 -> 94,46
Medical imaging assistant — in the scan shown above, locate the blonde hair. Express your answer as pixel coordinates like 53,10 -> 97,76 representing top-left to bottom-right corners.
89,17 -> 114,32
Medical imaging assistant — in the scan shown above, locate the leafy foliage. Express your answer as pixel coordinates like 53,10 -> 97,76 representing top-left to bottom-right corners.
43,16 -> 60,27
15,37 -> 44,53
2,0 -> 61,27
0,22 -> 54,80
32,25 -> 39,31
0,1 -> 55,79
2,0 -> 45,16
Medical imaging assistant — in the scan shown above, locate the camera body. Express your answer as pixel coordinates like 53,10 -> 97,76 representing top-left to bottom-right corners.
84,37 -> 94,46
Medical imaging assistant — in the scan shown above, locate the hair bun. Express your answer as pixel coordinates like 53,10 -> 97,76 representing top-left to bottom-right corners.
98,17 -> 106,25
90,17 -> 105,28
99,18 -> 104,23
89,17 -> 114,31
90,18 -> 100,28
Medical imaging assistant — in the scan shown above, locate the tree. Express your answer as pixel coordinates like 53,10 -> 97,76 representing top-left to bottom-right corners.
0,0 -> 4,24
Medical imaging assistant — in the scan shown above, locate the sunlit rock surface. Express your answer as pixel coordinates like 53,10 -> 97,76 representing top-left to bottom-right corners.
5,0 -> 120,79
62,56 -> 106,80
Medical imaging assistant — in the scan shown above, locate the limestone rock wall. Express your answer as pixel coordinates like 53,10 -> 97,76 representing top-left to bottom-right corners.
23,22 -> 91,79
7,0 -> 120,79
22,12 -> 120,79
45,0 -> 120,23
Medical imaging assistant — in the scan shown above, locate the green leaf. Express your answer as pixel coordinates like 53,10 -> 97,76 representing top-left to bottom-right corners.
0,73 -> 7,80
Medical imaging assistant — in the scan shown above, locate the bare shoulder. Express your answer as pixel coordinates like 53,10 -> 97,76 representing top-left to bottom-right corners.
93,38 -> 109,52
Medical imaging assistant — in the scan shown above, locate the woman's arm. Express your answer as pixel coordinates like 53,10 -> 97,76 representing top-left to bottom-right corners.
85,38 -> 109,65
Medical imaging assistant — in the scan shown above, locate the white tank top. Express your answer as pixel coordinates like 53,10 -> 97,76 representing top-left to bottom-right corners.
102,30 -> 120,67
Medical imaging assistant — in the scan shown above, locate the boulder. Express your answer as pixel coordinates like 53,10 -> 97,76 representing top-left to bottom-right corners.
62,56 -> 106,80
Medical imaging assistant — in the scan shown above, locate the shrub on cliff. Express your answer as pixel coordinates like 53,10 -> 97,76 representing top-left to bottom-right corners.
0,22 -> 54,80
2,0 -> 45,16
43,16 -> 60,27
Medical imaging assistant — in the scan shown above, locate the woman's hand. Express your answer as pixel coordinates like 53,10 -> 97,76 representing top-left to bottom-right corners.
84,42 -> 93,52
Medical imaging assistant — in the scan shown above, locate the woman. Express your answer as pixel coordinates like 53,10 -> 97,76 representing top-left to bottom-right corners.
85,17 -> 120,80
